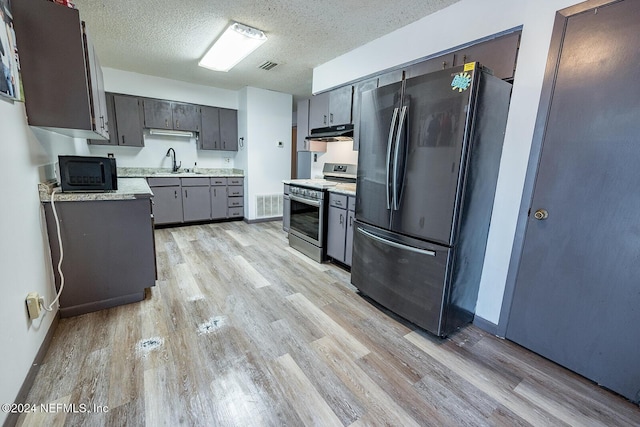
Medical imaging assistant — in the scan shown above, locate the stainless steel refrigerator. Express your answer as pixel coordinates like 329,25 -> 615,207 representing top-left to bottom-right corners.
352,63 -> 511,337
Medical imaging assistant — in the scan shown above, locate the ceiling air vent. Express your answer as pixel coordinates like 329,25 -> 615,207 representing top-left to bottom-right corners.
258,61 -> 278,71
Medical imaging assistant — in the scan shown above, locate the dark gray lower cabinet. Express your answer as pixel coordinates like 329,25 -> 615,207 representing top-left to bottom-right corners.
327,193 -> 355,266
211,184 -> 227,219
150,176 -> 242,225
43,198 -> 156,317
327,204 -> 347,261
345,209 -> 355,266
151,186 -> 183,224
182,186 -> 211,222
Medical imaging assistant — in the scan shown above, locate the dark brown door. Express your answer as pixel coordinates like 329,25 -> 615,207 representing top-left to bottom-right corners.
506,0 -> 640,403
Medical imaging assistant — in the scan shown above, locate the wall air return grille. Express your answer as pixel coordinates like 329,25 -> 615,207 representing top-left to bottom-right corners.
255,194 -> 283,218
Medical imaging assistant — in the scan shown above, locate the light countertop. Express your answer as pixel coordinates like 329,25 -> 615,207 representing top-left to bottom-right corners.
119,167 -> 244,178
328,183 -> 356,196
39,178 -> 153,202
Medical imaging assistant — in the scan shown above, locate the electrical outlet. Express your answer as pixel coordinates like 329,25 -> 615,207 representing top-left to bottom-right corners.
26,292 -> 41,320
277,141 -> 284,148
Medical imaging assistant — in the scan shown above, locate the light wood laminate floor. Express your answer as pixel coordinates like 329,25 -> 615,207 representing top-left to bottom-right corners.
17,221 -> 640,426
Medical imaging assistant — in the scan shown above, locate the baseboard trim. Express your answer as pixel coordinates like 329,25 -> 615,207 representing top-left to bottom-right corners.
473,315 -> 499,336
3,313 -> 59,427
243,217 -> 282,224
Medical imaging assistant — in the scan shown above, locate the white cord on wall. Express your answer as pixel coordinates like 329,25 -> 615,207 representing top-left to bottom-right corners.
41,189 -> 65,312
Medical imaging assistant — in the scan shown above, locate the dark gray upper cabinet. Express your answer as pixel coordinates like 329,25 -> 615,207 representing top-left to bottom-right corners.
200,107 -> 237,151
12,0 -> 109,140
296,99 -> 310,152
352,78 -> 378,151
114,95 -> 144,147
377,70 -> 404,88
329,86 -> 353,126
90,93 -> 144,147
87,39 -> 109,138
200,106 -> 221,150
309,86 -> 353,129
143,99 -> 202,132
405,53 -> 455,79
172,103 -> 200,132
89,93 -> 117,146
309,92 -> 330,129
452,32 -> 520,80
143,99 -> 173,129
219,109 -> 238,151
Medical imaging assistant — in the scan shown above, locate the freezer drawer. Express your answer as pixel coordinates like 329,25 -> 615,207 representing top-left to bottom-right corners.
351,221 -> 452,336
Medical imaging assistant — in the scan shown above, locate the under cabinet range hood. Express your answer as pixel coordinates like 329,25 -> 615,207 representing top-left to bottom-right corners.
148,129 -> 194,138
306,124 -> 354,142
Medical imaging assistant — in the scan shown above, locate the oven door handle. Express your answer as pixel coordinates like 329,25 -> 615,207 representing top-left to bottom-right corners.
290,195 -> 322,207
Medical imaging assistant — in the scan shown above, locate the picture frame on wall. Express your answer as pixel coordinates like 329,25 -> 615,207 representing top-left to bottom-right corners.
0,0 -> 21,102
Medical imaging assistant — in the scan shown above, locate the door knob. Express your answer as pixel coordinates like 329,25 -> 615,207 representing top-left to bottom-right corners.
534,209 -> 549,220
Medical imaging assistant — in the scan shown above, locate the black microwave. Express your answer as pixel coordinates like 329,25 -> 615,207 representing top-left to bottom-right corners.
58,155 -> 118,192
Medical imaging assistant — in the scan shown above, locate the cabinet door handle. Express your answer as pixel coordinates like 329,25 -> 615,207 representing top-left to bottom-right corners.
214,188 -> 217,197
185,190 -> 188,198
323,115 -> 327,125
349,216 -> 353,227
223,141 -> 226,149
174,190 -> 178,198
340,213 -> 344,225
165,119 -> 169,128
176,120 -> 180,129
121,135 -> 126,145
330,113 -> 333,123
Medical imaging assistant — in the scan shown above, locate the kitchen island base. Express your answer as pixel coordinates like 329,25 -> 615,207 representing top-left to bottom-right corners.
43,197 -> 156,318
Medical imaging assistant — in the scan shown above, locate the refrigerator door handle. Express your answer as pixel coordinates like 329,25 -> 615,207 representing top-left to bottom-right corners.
386,107 -> 400,210
357,227 -> 436,257
392,105 -> 408,211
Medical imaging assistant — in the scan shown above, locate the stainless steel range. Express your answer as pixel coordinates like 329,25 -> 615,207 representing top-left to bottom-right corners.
288,163 -> 356,262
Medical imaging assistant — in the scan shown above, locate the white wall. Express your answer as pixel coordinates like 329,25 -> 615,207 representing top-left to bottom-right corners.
313,0 -> 582,325
239,87 -> 292,220
310,141 -> 359,179
0,100 -> 62,425
88,68 -> 240,170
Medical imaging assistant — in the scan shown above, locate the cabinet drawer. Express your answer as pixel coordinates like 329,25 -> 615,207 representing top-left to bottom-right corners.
227,186 -> 244,197
228,207 -> 244,217
147,177 -> 181,187
228,197 -> 243,208
348,196 -> 356,211
181,177 -> 210,187
211,177 -> 227,186
228,177 -> 244,186
329,193 -> 348,209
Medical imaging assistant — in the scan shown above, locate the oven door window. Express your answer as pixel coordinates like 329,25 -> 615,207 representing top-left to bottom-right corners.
290,198 -> 320,242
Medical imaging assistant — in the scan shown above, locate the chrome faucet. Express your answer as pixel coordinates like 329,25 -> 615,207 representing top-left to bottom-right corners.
166,148 -> 181,172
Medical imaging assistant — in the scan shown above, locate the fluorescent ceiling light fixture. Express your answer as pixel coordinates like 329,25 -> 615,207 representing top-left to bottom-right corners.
199,22 -> 267,72
149,129 -> 194,137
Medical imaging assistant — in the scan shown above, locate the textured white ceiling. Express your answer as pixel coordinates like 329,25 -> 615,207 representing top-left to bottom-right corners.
75,0 -> 460,101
